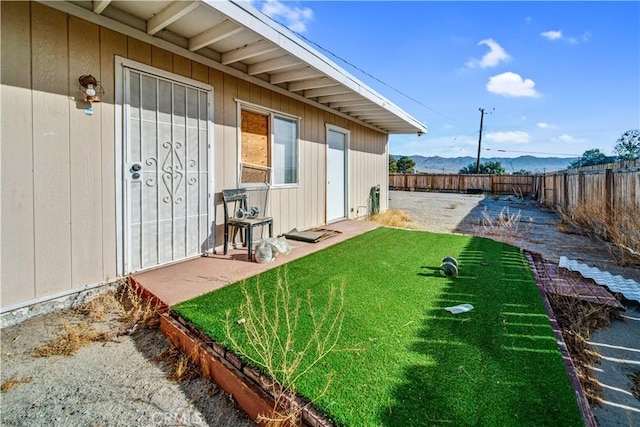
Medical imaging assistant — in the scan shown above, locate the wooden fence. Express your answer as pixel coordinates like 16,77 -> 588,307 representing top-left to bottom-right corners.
533,160 -> 640,255
389,173 -> 535,196
532,160 -> 639,209
390,160 -> 640,254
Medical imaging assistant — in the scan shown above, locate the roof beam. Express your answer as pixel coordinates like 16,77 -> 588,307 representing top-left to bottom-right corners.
93,0 -> 111,14
188,19 -> 244,51
317,93 -> 365,103
221,39 -> 279,65
288,77 -> 336,92
147,1 -> 199,35
303,85 -> 351,98
247,56 -> 302,75
270,67 -> 324,85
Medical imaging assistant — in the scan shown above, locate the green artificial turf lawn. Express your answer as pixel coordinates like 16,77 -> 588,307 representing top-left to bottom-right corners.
173,227 -> 583,426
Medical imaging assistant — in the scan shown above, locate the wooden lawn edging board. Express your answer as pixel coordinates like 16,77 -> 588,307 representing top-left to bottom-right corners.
160,311 -> 333,427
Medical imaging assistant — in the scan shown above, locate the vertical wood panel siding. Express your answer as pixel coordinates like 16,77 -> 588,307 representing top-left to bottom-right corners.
99,28 -> 127,281
69,17 -> 103,287
1,1 -> 35,305
31,3 -> 72,297
0,2 -> 389,308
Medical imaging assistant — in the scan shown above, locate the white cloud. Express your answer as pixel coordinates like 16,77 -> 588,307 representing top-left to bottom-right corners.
567,31 -> 591,45
553,134 -> 584,144
542,29 -> 590,44
541,30 -> 563,41
537,122 -> 557,129
486,72 -> 540,97
466,38 -> 510,69
485,131 -> 532,144
257,0 -> 313,33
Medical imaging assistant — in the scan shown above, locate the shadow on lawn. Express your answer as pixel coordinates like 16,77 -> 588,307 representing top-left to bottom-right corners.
380,236 -> 583,426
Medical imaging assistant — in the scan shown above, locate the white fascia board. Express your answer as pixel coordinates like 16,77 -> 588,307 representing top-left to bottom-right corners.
205,0 -> 427,134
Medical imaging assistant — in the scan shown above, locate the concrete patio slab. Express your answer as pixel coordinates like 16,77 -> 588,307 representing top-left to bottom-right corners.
133,220 -> 378,307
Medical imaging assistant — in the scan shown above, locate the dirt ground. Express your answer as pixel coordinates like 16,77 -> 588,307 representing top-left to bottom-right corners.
1,190 -> 638,426
0,296 -> 255,427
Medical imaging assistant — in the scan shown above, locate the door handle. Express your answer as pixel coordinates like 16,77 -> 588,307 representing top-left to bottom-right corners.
130,163 -> 142,180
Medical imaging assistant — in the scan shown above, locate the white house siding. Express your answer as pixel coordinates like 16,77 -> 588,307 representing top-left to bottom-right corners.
0,2 -> 389,310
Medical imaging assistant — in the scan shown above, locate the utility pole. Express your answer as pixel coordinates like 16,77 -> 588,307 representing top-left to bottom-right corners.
476,108 -> 486,174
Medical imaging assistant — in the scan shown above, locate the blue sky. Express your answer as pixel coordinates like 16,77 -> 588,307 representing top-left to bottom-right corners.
251,1 -> 640,159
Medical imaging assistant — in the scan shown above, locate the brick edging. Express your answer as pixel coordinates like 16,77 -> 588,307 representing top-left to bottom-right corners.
524,250 -> 597,427
160,312 -> 334,427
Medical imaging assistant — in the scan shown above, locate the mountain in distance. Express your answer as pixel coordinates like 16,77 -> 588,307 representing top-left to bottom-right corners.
392,155 -> 573,174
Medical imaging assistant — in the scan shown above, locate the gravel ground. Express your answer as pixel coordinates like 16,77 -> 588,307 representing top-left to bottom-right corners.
1,190 -> 637,427
0,299 -> 254,427
390,190 -> 640,426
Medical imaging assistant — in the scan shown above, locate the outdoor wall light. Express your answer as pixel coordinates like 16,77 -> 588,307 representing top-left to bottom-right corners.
78,74 -> 104,105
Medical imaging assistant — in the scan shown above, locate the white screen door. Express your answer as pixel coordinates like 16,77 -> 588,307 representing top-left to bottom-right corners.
327,127 -> 348,222
124,68 -> 211,273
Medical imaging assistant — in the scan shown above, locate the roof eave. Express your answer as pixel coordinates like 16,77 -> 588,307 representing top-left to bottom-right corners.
206,0 -> 428,135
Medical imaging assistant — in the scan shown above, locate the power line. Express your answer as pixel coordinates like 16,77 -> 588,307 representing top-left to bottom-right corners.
261,13 -> 457,122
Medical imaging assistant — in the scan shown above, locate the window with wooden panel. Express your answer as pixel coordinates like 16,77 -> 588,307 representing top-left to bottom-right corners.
240,107 -> 299,186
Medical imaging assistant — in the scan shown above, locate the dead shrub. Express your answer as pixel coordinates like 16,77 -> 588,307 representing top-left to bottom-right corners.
547,292 -> 617,405
629,371 -> 640,401
369,209 -> 415,229
473,206 -> 532,244
32,323 -> 113,357
156,346 -> 201,383
1,376 -> 32,393
76,292 -> 121,321
115,279 -> 160,331
224,270 -> 349,426
557,203 -> 640,266
32,278 -> 159,358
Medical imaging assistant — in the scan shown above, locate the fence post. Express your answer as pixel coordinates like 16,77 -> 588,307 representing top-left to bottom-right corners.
563,171 -> 569,212
578,170 -> 585,207
605,168 -> 614,225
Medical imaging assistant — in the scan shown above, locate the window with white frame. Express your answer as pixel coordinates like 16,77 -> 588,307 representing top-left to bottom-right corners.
240,106 -> 299,185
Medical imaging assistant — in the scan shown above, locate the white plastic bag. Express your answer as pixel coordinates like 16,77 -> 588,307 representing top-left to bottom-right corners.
254,237 -> 291,263
444,304 -> 474,314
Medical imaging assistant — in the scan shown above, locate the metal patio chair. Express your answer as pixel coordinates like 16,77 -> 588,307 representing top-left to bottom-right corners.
222,184 -> 273,261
